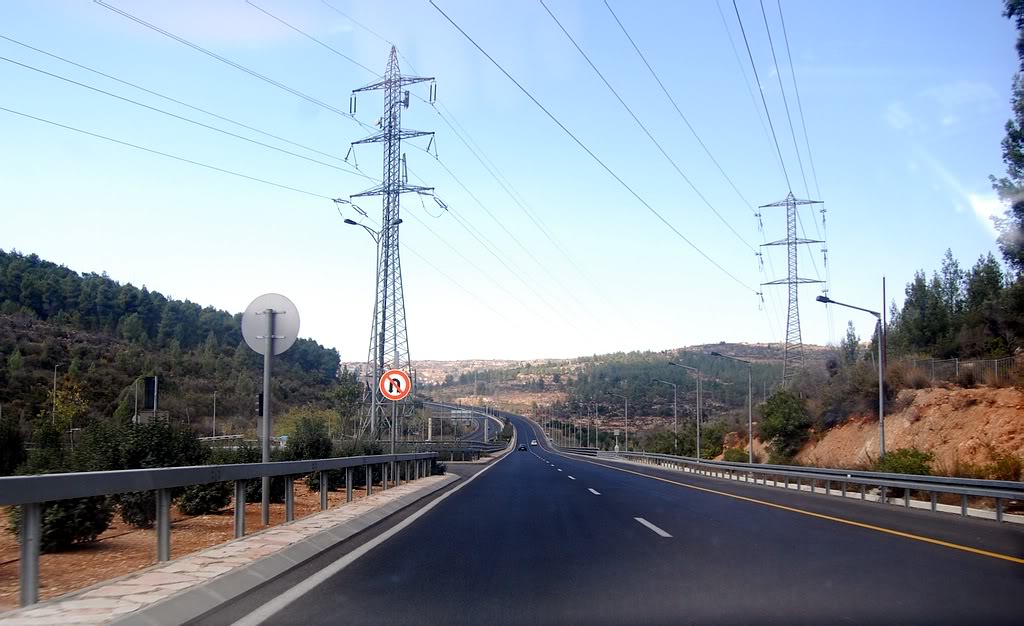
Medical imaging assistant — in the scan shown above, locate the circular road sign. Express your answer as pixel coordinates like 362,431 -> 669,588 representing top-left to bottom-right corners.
379,369 -> 412,402
241,293 -> 300,356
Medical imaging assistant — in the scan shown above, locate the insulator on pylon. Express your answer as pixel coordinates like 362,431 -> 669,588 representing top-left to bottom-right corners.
349,95 -> 357,115
402,153 -> 408,184
403,90 -> 410,108
429,81 -> 437,103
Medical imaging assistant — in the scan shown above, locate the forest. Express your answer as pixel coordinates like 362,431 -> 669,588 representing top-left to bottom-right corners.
0,249 -> 357,437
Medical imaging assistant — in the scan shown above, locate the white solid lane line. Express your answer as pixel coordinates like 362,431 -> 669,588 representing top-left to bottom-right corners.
588,488 -> 601,495
635,517 -> 672,538
568,476 -> 576,480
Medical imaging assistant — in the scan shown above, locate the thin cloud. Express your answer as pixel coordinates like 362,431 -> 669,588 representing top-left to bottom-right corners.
918,149 -> 1004,236
885,101 -> 913,130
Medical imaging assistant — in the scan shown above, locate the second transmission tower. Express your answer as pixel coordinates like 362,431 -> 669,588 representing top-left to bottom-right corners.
760,192 -> 823,387
349,46 -> 435,437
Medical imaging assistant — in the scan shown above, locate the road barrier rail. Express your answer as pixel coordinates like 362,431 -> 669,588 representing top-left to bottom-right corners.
570,450 -> 1024,524
0,451 -> 438,607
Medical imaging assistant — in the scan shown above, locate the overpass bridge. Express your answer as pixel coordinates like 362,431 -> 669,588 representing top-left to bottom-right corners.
1,410 -> 1022,624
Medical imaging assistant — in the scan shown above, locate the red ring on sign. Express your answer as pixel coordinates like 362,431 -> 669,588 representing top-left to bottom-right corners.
379,369 -> 412,401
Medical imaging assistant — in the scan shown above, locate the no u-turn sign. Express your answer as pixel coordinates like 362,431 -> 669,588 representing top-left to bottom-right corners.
379,369 -> 412,402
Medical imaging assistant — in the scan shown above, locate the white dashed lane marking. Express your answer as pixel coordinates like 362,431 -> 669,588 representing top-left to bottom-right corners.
635,517 -> 672,538
588,488 -> 601,495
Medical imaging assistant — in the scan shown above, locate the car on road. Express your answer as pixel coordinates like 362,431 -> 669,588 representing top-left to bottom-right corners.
518,444 -> 527,451
530,440 -> 538,446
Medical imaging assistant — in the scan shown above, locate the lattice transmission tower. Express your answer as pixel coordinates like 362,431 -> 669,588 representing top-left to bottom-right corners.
760,192 -> 823,387
348,46 -> 435,437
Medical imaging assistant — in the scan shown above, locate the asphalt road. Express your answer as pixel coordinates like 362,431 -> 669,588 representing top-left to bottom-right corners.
198,413 -> 1024,625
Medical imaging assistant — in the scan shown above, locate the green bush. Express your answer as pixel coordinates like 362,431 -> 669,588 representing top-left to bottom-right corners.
288,416 -> 344,492
723,447 -> 748,463
983,451 -> 1023,481
874,447 -> 934,476
177,482 -> 232,516
235,444 -> 290,503
758,391 -> 811,461
0,415 -> 26,476
7,421 -> 113,552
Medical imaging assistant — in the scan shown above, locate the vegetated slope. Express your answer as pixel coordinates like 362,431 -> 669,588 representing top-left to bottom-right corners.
425,343 -> 828,422
0,249 -> 343,432
795,386 -> 1024,470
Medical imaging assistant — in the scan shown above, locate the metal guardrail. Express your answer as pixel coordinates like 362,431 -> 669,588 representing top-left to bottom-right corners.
583,450 -> 1024,524
0,451 -> 437,607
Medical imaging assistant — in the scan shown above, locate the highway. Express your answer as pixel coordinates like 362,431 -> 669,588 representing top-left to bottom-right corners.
198,413 -> 1024,625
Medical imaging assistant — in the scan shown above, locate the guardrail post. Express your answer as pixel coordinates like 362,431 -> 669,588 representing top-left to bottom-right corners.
382,463 -> 389,491
960,494 -> 968,517
285,476 -> 295,522
19,502 -> 41,607
320,471 -> 328,510
996,497 -> 1004,522
861,484 -> 866,500
234,480 -> 246,538
156,488 -> 171,562
904,490 -> 910,508
841,481 -> 847,497
930,491 -> 937,512
366,465 -> 372,496
346,467 -> 354,503
880,485 -> 886,504
825,481 -> 831,497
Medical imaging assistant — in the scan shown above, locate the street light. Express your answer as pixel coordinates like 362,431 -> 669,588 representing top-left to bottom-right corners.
669,362 -> 702,460
653,379 -> 678,453
610,393 -> 628,452
817,282 -> 887,456
709,352 -> 754,464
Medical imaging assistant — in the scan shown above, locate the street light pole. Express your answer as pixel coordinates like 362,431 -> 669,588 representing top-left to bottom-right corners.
654,380 -> 678,453
669,362 -> 701,460
611,393 -> 628,451
817,284 -> 886,457
212,391 -> 217,437
52,364 -> 61,426
709,352 -> 754,464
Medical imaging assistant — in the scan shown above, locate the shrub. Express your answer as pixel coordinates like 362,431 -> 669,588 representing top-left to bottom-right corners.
723,447 -> 748,463
177,482 -> 232,516
430,458 -> 447,475
908,368 -> 931,390
957,368 -> 978,389
6,420 -> 113,552
0,416 -> 26,476
235,444 -> 290,503
758,391 -> 811,461
114,420 -> 210,528
983,451 -> 1023,481
874,447 -> 933,476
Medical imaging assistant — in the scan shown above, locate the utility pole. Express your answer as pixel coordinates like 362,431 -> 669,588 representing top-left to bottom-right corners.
212,391 -> 217,438
347,47 -> 435,439
760,192 -> 823,387
51,364 -> 60,426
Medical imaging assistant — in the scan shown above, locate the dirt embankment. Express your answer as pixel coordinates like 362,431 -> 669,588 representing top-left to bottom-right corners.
794,387 -> 1024,469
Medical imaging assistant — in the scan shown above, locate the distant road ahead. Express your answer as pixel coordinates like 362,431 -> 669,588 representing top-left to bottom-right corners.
201,412 -> 1024,625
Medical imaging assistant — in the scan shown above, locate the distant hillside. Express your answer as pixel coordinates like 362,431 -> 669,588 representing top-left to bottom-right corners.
420,343 -> 828,423
0,249 -> 346,433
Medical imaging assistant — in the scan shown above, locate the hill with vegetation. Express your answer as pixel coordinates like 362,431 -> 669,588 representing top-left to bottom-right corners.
0,249 -> 360,439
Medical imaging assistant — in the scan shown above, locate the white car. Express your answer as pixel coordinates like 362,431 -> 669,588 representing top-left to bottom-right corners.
531,440 -> 538,446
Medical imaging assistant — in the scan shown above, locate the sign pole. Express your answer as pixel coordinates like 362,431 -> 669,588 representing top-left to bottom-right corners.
262,308 -> 274,526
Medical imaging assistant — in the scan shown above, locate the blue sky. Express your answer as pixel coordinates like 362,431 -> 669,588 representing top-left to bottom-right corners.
0,0 -> 1016,361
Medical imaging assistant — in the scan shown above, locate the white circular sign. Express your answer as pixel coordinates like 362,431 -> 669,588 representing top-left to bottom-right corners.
379,369 -> 412,401
241,293 -> 300,356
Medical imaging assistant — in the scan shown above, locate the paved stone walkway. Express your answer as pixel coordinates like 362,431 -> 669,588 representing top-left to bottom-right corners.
0,476 -> 449,625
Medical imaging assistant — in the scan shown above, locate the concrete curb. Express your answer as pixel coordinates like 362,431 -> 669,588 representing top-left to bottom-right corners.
112,474 -> 460,626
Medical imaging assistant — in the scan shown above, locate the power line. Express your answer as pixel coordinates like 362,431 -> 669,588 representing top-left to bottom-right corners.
94,0 -> 352,118
602,0 -> 783,342
0,105 -> 333,200
541,0 -> 757,254
731,0 -> 790,191
758,0 -> 808,201
259,0 -> 608,320
0,34 -> 363,173
0,54 -> 374,182
431,0 -> 757,294
603,0 -> 757,215
776,0 -> 833,341
245,1 -> 377,75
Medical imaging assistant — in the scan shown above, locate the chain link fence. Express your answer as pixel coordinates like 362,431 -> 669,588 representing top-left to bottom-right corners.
905,355 -> 1024,386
